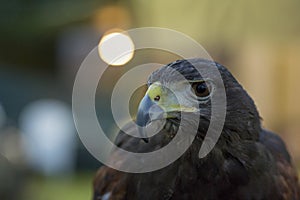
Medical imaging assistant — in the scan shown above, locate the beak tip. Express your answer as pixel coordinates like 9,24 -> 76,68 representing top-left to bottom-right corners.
142,138 -> 149,143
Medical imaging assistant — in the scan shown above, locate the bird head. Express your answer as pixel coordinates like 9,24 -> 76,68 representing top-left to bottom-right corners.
136,58 -> 261,146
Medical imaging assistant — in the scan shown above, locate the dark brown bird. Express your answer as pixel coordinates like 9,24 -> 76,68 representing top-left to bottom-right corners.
93,58 -> 300,200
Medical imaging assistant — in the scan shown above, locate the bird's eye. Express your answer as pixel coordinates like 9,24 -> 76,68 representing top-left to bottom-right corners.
192,81 -> 211,98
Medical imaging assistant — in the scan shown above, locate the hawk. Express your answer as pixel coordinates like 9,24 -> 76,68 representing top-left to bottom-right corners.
93,58 -> 299,200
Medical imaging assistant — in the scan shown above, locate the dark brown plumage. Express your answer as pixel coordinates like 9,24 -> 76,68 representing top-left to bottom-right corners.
93,59 -> 300,200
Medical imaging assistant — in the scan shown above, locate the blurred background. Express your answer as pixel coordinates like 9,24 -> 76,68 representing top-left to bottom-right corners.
0,0 -> 300,199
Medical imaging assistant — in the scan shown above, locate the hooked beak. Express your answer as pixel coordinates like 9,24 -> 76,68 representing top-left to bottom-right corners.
136,94 -> 165,143
136,82 -> 197,143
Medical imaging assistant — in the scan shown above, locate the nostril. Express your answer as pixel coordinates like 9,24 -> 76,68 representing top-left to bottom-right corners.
154,95 -> 160,101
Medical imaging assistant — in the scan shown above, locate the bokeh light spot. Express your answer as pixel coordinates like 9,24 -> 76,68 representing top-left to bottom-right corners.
98,32 -> 134,66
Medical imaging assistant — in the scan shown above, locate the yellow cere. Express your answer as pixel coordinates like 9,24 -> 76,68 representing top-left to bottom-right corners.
146,82 -> 163,101
146,82 -> 197,113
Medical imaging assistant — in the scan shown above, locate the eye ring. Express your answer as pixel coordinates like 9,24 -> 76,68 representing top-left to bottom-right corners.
191,81 -> 211,98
